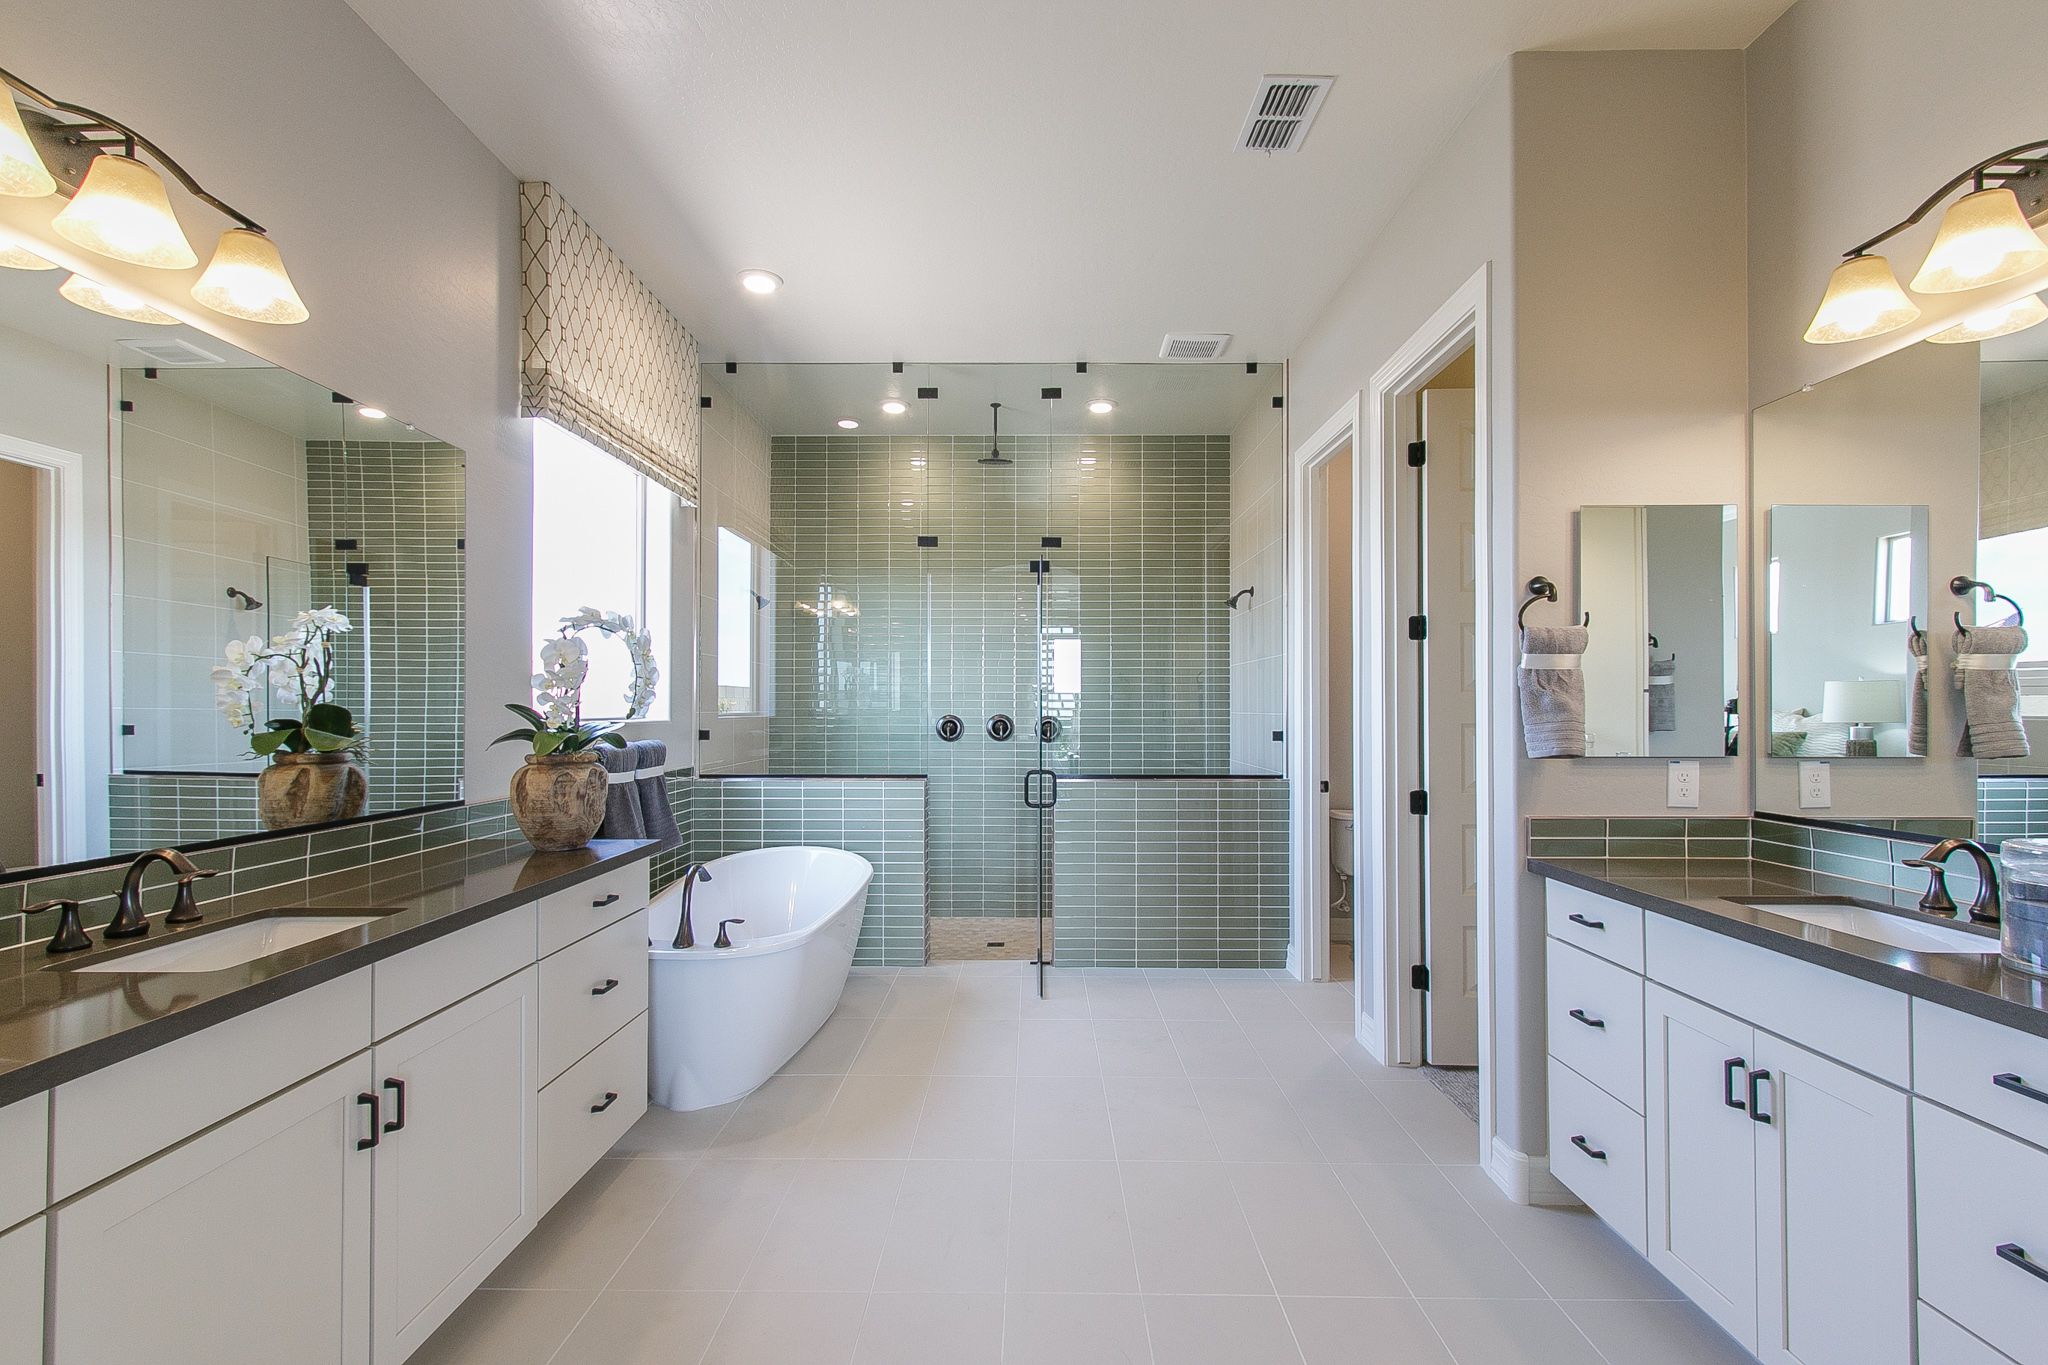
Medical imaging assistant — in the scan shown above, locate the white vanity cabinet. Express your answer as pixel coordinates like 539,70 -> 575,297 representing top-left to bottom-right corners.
0,1219 -> 44,1365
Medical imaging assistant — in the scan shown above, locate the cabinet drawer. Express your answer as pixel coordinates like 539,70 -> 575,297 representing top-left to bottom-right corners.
1914,999 -> 2048,1150
1544,882 -> 1644,973
1547,940 -> 1645,1113
53,968 -> 371,1201
1919,1302 -> 2018,1365
1548,1056 -> 1647,1253
539,862 -> 651,958
539,910 -> 649,1084
0,1217 -> 42,1365
1646,913 -> 1909,1086
0,1094 -> 47,1231
538,1012 -> 647,1211
1916,1100 -> 2048,1365
374,904 -> 537,1040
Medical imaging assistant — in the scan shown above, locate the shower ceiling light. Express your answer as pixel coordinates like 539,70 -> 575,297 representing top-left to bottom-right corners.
58,272 -> 178,324
357,405 -> 388,419
53,153 -> 197,268
738,269 -> 782,295
1804,139 -> 2048,345
1924,293 -> 2048,344
837,418 -> 859,429
0,88 -> 55,196
1087,399 -> 1115,415
910,457 -> 926,468
880,399 -> 908,415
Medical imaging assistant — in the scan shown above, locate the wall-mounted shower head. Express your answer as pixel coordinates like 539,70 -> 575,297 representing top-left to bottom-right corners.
225,586 -> 263,611
1226,587 -> 1255,609
978,401 -> 1013,465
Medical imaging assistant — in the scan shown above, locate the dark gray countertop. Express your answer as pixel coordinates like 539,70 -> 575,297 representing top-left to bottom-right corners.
0,837 -> 663,1106
1530,857 -> 2048,1040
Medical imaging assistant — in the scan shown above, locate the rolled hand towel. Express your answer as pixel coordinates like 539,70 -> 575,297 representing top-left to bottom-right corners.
594,743 -> 646,840
1952,623 -> 2030,760
1647,655 -> 1677,733
1519,624 -> 1589,758
1907,630 -> 1929,757
633,739 -> 683,845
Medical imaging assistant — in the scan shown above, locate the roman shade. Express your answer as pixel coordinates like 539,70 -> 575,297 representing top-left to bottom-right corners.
519,182 -> 701,502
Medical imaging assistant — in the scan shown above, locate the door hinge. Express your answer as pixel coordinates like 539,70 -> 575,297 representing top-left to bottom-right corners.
1407,614 -> 1427,640
1406,439 -> 1426,468
1408,789 -> 1428,816
1410,964 -> 1429,991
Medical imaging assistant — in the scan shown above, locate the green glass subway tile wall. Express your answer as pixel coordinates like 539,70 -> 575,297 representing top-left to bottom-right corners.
109,773 -> 261,849
685,777 -> 928,966
1052,778 -> 1289,968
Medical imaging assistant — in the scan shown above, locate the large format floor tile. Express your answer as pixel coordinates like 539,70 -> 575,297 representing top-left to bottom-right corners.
412,962 -> 1738,1364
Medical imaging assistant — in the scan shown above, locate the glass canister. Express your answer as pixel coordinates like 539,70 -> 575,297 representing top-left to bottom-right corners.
1999,838 -> 2048,977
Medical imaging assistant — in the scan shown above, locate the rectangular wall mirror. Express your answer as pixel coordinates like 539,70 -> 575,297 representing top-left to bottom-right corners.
1766,504 -> 1928,759
0,261 -> 466,876
1575,504 -> 1738,758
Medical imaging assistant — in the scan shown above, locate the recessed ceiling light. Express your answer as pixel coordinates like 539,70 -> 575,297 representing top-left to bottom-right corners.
738,269 -> 782,295
1087,400 -> 1115,415
357,406 -> 387,420
881,399 -> 908,415
837,418 -> 859,429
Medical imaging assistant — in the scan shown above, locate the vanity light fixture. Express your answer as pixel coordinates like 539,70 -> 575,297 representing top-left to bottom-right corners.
1805,139 -> 2048,346
0,64 -> 310,322
1924,293 -> 2048,344
58,272 -> 178,324
738,269 -> 782,295
1087,399 -> 1115,415
0,238 -> 55,270
880,399 -> 908,415
837,418 -> 859,429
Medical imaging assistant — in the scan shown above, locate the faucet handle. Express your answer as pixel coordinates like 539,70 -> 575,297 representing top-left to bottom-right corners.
714,918 -> 747,949
165,868 -> 222,927
29,899 -> 93,954
1902,858 -> 1957,917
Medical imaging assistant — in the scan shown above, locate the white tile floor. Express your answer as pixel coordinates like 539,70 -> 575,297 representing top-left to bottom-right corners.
413,963 -> 1749,1365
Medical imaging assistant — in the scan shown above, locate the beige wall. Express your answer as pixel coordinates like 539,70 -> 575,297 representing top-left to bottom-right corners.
0,460 -> 40,870
1746,0 -> 2048,407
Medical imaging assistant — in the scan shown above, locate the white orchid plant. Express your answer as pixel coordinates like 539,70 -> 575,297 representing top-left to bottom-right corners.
493,607 -> 658,757
212,606 -> 364,758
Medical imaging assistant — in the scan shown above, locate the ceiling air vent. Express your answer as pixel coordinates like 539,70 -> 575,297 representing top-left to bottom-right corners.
1159,333 -> 1232,361
121,338 -> 227,367
1237,75 -> 1334,154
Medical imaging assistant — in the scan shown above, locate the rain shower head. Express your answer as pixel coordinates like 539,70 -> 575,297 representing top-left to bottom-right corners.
978,400 -> 1012,465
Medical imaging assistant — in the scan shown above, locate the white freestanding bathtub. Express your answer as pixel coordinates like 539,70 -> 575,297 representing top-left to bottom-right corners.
646,846 -> 872,1111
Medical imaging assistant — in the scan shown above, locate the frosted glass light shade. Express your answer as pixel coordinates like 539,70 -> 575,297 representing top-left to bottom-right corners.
0,239 -> 56,270
1926,293 -> 2048,345
1821,679 -> 1904,725
192,228 -> 308,324
51,153 -> 197,269
0,94 -> 56,197
57,272 -> 178,324
1909,188 -> 2048,294
1804,255 -> 1920,344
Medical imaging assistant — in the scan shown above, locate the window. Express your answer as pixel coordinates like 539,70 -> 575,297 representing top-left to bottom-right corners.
716,527 -> 774,715
1977,527 -> 2048,664
531,419 -> 672,721
1874,532 -> 1912,625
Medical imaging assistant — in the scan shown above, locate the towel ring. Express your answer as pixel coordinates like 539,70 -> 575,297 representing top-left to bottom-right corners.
1950,575 -> 2025,633
1517,575 -> 1589,630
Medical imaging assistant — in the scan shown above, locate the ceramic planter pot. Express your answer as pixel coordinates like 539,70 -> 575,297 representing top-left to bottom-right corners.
509,751 -> 608,852
258,752 -> 369,831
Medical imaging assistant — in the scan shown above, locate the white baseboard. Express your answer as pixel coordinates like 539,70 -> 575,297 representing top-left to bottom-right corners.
1486,1136 -> 1579,1207
1286,941 -> 1302,979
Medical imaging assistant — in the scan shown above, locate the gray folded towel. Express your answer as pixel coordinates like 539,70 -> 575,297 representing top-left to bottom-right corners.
1519,624 -> 1589,758
1907,630 -> 1929,757
1953,622 -> 2031,760
633,739 -> 682,845
1647,655 -> 1677,733
594,743 -> 646,840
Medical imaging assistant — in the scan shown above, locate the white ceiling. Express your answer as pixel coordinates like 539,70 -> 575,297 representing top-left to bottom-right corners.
345,0 -> 1791,364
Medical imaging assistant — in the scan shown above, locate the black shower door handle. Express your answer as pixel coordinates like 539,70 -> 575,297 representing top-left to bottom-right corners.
1024,768 -> 1059,810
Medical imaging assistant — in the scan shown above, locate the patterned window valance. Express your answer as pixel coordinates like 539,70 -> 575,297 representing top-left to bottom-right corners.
520,182 -> 701,502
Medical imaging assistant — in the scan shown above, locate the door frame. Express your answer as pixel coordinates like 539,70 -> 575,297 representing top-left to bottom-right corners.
0,431 -> 88,865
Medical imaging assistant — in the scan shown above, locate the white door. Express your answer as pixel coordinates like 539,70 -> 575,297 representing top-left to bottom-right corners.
371,967 -> 538,1364
1421,388 -> 1479,1065
51,1056 -> 375,1365
1753,1034 -> 1912,1365
0,1218 -> 44,1365
1646,983 -> 1759,1350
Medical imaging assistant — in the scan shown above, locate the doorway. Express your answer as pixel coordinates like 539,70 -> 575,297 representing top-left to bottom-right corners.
1316,449 -> 1357,991
0,457 -> 44,870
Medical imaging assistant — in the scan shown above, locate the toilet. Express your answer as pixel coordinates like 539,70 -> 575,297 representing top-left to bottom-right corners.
1329,808 -> 1355,939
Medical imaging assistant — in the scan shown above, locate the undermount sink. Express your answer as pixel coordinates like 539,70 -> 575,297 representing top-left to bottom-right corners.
72,916 -> 377,974
1739,900 -> 1996,955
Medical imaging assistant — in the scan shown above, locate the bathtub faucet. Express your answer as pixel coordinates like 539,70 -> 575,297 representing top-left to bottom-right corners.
672,863 -> 714,949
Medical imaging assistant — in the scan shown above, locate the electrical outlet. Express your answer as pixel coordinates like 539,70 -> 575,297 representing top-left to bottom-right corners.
1666,761 -> 1700,809
1799,761 -> 1832,809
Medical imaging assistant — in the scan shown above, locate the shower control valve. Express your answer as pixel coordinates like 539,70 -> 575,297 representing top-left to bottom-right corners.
936,715 -> 963,742
987,714 -> 1014,742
